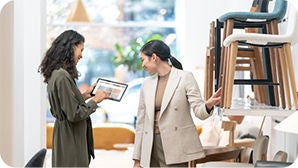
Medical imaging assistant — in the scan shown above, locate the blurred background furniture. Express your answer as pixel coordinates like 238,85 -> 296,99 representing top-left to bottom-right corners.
273,150 -> 288,162
46,122 -> 135,150
254,160 -> 293,167
200,135 -> 269,167
253,149 -> 290,167
188,146 -> 242,168
25,148 -> 47,167
221,120 -> 256,152
46,123 -> 54,149
221,120 -> 237,147
92,123 -> 135,150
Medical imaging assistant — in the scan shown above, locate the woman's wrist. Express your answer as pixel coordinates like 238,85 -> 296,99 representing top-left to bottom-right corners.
205,104 -> 214,114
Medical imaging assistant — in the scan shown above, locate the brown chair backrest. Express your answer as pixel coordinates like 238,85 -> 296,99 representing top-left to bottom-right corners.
93,123 -> 135,150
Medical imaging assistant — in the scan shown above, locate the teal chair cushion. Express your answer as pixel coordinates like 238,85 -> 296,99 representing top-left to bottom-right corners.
218,0 -> 287,22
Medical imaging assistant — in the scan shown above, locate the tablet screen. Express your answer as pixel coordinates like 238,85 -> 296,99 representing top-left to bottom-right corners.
91,78 -> 128,102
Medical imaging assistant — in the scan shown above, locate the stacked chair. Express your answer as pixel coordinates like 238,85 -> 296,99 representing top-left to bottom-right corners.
216,0 -> 274,106
218,0 -> 288,108
205,0 -> 273,101
201,1 -> 298,167
221,1 -> 298,109
204,0 -> 297,109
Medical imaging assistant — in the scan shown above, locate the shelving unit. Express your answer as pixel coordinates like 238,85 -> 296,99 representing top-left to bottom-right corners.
221,98 -> 296,117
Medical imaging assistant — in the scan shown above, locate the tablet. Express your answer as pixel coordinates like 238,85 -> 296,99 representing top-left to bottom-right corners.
91,78 -> 128,102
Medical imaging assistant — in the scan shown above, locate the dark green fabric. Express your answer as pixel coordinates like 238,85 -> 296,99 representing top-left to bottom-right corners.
47,68 -> 98,167
87,117 -> 95,162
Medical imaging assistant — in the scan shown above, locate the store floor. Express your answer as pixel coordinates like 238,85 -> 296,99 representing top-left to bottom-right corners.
45,149 -> 134,168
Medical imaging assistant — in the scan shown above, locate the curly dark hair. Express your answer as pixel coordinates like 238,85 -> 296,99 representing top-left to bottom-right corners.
38,30 -> 85,83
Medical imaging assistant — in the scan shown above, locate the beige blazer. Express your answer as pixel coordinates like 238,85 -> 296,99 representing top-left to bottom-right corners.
133,67 -> 212,167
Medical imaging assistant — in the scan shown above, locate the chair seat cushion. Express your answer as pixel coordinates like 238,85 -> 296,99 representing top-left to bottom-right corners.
218,0 -> 287,22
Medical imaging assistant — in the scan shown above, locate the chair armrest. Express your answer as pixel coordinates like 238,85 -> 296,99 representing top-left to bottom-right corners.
254,160 -> 293,167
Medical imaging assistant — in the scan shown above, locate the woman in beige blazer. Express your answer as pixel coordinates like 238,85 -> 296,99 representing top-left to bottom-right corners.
133,40 -> 221,167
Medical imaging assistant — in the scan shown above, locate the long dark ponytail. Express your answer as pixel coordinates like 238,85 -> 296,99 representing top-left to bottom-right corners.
140,40 -> 183,70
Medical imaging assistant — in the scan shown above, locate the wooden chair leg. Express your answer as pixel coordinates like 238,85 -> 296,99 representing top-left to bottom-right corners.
218,21 -> 227,89
225,45 -> 232,108
225,45 -> 233,108
209,22 -> 215,98
222,48 -> 229,107
209,49 -> 215,97
204,50 -> 211,100
219,22 -> 228,107
204,21 -> 216,100
219,21 -> 228,83
278,47 -> 291,109
271,47 -> 284,108
204,52 -> 213,100
275,48 -> 285,109
220,19 -> 234,107
284,43 -> 298,109
226,42 -> 238,108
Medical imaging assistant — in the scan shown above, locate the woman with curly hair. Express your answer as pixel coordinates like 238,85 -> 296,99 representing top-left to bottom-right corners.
39,30 -> 109,167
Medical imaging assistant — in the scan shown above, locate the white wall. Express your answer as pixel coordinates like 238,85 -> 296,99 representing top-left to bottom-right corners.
14,0 -> 47,166
269,117 -> 298,162
0,0 -> 14,166
0,0 -> 47,166
176,0 -> 252,70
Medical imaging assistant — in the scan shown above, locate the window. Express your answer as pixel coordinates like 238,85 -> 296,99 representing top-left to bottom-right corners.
47,0 -> 176,125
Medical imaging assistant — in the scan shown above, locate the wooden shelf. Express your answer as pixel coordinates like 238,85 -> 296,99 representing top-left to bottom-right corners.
219,98 -> 296,117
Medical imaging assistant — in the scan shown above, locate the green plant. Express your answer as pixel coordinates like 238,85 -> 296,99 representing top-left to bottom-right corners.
112,34 -> 163,73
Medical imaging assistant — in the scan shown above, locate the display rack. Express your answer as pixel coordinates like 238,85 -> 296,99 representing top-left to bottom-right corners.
220,98 -> 296,117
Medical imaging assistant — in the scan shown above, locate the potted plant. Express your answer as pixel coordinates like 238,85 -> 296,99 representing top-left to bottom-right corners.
112,34 -> 163,76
